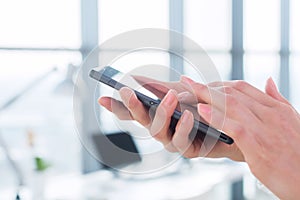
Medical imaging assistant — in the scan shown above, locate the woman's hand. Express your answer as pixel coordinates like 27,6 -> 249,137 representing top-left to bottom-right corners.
98,76 -> 244,161
98,75 -> 300,198
179,76 -> 300,200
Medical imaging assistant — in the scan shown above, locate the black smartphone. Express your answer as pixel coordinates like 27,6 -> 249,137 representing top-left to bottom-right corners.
89,66 -> 234,145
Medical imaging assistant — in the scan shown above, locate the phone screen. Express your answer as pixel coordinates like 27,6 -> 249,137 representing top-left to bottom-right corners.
91,66 -> 159,100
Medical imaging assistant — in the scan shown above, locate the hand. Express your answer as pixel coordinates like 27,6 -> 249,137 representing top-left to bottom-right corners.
179,76 -> 300,200
98,75 -> 244,161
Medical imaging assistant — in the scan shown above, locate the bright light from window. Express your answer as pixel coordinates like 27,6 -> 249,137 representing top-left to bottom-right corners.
244,0 -> 280,52
184,0 -> 232,51
98,0 -> 169,44
244,54 -> 280,90
0,50 -> 81,104
291,0 -> 300,51
0,0 -> 81,48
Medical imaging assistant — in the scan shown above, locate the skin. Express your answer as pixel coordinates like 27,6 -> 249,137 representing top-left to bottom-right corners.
98,76 -> 300,200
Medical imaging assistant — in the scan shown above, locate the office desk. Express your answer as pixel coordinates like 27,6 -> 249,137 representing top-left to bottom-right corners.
2,159 -> 247,200
50,160 -> 246,200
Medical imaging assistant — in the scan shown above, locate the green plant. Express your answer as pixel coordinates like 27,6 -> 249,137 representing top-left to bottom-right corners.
34,157 -> 50,171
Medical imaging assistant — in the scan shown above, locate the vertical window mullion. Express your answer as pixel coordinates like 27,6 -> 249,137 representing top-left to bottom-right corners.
279,0 -> 290,99
231,1 -> 245,200
231,0 -> 244,80
80,0 -> 102,173
169,0 -> 184,81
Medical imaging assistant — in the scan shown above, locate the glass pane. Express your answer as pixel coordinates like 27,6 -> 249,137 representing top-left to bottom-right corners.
0,51 -> 82,189
244,54 -> 280,91
244,0 -> 280,52
0,0 -> 81,48
291,0 -> 300,52
0,51 -> 82,107
290,55 -> 300,111
184,52 -> 231,81
99,50 -> 169,71
98,0 -> 169,43
210,53 -> 232,81
184,0 -> 232,51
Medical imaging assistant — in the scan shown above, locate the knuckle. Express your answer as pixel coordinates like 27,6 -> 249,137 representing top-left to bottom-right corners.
273,103 -> 294,124
250,153 -> 273,176
153,134 -> 163,141
208,81 -> 219,87
117,114 -> 130,121
166,148 -> 177,153
278,116 -> 291,131
182,151 -> 197,159
164,144 -> 178,153
226,95 -> 238,107
223,86 -> 234,94
231,124 -> 245,138
234,80 -> 248,90
194,83 -> 207,92
248,158 -> 262,175
155,106 -> 164,117
279,103 -> 294,115
116,115 -> 124,120
172,139 -> 186,150
157,103 -> 172,118
150,129 -> 165,141
127,96 -> 138,110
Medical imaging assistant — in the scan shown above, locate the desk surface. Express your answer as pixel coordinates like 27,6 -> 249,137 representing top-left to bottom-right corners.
49,160 -> 246,200
2,159 -> 247,200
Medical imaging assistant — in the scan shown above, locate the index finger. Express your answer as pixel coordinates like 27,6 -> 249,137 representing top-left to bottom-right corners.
208,80 -> 276,107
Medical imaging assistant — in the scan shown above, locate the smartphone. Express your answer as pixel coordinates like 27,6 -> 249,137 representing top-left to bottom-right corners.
89,66 -> 234,145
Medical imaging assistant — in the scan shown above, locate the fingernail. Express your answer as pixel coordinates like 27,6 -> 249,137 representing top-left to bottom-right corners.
119,87 -> 133,106
163,89 -> 177,105
198,104 -> 211,114
98,97 -> 104,106
268,77 -> 278,91
180,75 -> 195,85
178,92 -> 198,104
181,110 -> 191,124
177,92 -> 190,101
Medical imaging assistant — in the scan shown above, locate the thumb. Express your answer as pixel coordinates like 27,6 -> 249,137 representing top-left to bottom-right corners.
265,77 -> 290,105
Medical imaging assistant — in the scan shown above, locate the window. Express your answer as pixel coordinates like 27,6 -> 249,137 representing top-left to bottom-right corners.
0,0 -> 81,48
96,0 -> 300,164
98,0 -> 169,44
1,0 -> 297,194
184,0 -> 232,81
96,0 -> 170,158
244,0 -> 280,90
0,0 -> 82,190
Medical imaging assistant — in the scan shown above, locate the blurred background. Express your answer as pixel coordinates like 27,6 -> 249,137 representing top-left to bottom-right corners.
0,0 -> 299,199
